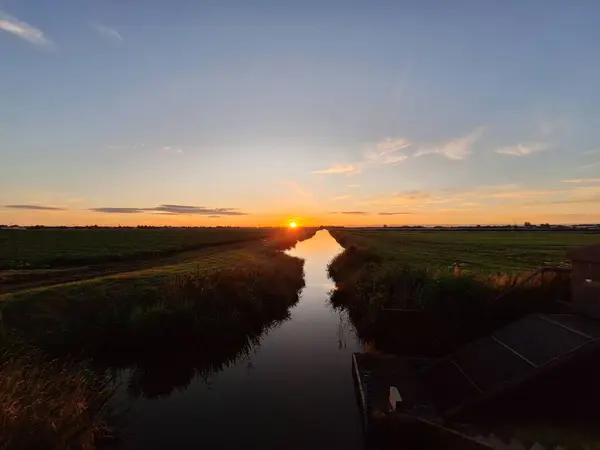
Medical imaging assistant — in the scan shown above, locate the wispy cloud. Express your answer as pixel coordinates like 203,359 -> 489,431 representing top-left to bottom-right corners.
561,178 -> 600,184
496,142 -> 548,157
365,138 -> 412,165
90,205 -> 247,215
91,23 -> 123,42
333,195 -> 352,201
378,211 -> 413,215
311,164 -> 361,175
312,129 -> 481,176
0,11 -> 54,48
312,138 -> 411,175
4,204 -> 65,211
415,128 -> 484,160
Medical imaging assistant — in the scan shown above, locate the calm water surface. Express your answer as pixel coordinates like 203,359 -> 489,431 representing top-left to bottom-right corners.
119,230 -> 364,449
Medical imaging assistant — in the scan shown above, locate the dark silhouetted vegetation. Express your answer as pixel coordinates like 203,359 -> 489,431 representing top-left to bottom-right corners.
327,230 -> 575,356
0,331 -> 114,450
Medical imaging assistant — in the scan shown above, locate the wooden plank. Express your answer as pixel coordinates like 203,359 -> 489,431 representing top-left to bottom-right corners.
443,340 -> 597,418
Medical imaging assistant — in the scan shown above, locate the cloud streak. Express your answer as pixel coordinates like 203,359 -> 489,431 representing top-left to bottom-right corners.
416,128 -> 484,160
0,11 -> 54,48
496,142 -> 548,157
311,129 -> 482,177
4,204 -> 65,211
90,204 -> 247,215
91,23 -> 123,42
378,211 -> 413,215
311,164 -> 361,175
312,138 -> 411,175
365,138 -> 412,165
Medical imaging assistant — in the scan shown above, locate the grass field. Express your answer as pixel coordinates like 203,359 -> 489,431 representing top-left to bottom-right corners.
326,228 -> 591,356
0,227 -> 316,294
330,229 -> 600,273
0,227 -> 279,269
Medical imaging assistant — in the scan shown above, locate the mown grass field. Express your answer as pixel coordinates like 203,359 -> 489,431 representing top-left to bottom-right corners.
330,229 -> 600,273
0,227 -> 278,269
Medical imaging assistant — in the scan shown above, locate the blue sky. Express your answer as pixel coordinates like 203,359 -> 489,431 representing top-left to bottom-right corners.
1,0 -> 600,226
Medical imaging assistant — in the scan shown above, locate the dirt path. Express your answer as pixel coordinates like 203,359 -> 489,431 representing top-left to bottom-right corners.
0,241 -> 258,295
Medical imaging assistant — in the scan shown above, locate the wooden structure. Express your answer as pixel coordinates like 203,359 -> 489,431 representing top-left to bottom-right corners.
568,244 -> 600,318
352,244 -> 600,448
354,313 -> 600,449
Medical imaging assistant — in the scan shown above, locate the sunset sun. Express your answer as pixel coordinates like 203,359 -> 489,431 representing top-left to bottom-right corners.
289,221 -> 297,228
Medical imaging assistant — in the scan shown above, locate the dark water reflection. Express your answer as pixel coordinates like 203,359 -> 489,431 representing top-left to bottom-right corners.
117,230 -> 363,449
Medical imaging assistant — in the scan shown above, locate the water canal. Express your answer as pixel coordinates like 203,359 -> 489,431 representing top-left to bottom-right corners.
118,229 -> 364,449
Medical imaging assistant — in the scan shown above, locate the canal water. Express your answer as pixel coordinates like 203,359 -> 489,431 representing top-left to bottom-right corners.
119,230 -> 364,449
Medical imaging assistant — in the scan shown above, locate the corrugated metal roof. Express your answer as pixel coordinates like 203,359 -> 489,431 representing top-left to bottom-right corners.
568,244 -> 600,264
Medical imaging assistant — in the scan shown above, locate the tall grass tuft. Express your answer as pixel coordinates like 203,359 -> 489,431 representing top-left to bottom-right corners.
0,329 -> 113,450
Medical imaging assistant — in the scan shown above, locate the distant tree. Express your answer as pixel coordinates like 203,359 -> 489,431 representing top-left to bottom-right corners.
383,224 -> 388,228
524,221 -> 533,227
476,224 -> 482,228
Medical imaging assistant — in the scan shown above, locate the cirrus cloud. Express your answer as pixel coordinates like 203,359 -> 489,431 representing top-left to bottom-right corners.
0,10 -> 54,48
91,23 -> 123,42
415,128 -> 484,160
496,142 -> 548,157
311,164 -> 361,175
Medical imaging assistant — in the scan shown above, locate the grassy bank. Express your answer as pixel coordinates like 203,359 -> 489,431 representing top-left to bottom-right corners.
0,228 -> 314,448
327,230 -> 574,356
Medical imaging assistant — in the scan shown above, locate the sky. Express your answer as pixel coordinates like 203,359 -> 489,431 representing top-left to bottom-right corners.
1,0 -> 600,227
